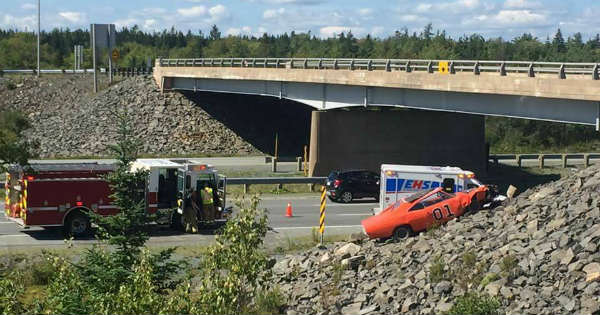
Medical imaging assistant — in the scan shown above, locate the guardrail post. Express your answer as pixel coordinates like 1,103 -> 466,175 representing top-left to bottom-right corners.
303,59 -> 307,69
251,58 -> 256,67
593,64 -> 599,80
276,58 -> 280,68
559,64 -> 566,79
318,58 -> 322,69
538,154 -> 545,169
367,60 -> 373,71
349,59 -> 355,70
584,154 -> 590,167
516,154 -> 522,168
219,59 -> 224,67
449,61 -> 455,74
263,59 -> 267,68
385,59 -> 391,72
427,61 -> 433,73
473,61 -> 480,75
297,157 -> 303,172
243,184 -> 249,194
333,59 -> 338,70
272,157 -> 278,173
308,183 -> 315,192
500,62 -> 506,76
528,63 -> 535,77
406,60 -> 412,73
562,154 -> 568,168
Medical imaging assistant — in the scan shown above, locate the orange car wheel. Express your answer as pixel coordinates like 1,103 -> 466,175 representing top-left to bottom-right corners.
393,226 -> 412,242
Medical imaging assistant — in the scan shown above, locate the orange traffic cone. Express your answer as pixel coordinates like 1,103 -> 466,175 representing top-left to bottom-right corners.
286,202 -> 293,217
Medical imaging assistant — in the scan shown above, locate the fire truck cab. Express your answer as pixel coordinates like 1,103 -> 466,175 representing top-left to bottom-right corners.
3,159 -> 229,237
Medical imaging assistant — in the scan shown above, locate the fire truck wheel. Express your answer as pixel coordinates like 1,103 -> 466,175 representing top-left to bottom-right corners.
65,211 -> 91,238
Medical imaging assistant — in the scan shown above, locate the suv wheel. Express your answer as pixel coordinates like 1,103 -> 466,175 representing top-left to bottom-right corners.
340,191 -> 353,203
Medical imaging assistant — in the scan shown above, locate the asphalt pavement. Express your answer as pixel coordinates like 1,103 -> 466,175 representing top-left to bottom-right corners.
0,194 -> 375,249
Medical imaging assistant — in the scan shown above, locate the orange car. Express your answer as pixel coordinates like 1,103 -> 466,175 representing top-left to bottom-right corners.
361,186 -> 488,240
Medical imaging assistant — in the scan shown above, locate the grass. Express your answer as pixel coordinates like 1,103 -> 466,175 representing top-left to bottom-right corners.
446,292 -> 501,315
429,255 -> 447,283
270,233 -> 351,255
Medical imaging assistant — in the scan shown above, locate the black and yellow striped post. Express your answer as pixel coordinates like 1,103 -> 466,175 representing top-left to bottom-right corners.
319,186 -> 326,244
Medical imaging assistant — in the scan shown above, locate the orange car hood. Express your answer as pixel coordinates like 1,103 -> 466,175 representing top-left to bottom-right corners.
361,201 -> 411,236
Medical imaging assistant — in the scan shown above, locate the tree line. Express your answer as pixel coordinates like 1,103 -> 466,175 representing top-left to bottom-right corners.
1,24 -> 600,69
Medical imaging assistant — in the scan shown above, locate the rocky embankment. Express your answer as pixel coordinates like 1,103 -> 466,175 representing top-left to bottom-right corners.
274,165 -> 600,315
1,75 -> 260,157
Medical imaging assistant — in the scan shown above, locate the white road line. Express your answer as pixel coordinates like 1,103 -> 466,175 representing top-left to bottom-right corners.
336,213 -> 371,216
273,225 -> 362,231
0,222 -> 15,224
0,234 -> 30,237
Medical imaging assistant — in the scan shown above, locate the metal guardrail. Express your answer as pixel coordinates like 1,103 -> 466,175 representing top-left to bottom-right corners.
158,58 -> 600,80
228,176 -> 326,194
489,153 -> 600,168
0,68 -> 153,76
0,69 -> 99,75
227,177 -> 326,185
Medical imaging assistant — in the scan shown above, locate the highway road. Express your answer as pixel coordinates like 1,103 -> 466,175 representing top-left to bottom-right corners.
0,194 -> 375,249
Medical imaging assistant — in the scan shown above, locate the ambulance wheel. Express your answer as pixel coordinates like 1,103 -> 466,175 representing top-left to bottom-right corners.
393,226 -> 412,242
65,211 -> 90,238
340,191 -> 353,203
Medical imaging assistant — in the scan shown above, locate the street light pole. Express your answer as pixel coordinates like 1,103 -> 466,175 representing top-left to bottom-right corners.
37,0 -> 40,77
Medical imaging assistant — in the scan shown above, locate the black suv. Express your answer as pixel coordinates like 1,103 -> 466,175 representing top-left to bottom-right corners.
326,170 -> 380,203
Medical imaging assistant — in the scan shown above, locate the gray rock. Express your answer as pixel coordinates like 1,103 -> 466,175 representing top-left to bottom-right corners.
401,297 -> 416,313
335,243 -> 361,259
341,302 -> 362,315
434,281 -> 453,294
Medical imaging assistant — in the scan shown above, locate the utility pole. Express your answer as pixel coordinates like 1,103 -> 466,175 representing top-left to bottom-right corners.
37,0 -> 40,77
92,24 -> 97,93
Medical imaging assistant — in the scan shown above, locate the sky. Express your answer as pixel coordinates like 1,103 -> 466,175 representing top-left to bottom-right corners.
2,0 -> 600,40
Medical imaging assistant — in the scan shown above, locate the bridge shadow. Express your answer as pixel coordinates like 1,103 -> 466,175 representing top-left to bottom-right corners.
181,91 -> 312,157
481,163 -> 562,195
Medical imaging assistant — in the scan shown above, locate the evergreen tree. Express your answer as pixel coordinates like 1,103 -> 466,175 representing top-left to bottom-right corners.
209,24 -> 221,41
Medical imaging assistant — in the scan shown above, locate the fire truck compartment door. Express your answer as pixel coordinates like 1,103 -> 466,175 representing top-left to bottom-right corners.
218,174 -> 227,209
176,169 -> 187,214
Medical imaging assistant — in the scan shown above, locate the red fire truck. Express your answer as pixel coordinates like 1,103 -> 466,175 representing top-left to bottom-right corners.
4,159 -> 229,237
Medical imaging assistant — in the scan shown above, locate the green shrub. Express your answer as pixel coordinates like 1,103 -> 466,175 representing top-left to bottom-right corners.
249,287 -> 287,315
21,257 -> 57,286
429,255 -> 447,283
454,251 -> 487,291
446,292 -> 501,315
500,254 -> 519,279
480,273 -> 500,288
0,274 -> 24,315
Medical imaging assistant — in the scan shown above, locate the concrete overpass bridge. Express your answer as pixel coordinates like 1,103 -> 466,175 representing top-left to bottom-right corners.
153,58 -> 600,176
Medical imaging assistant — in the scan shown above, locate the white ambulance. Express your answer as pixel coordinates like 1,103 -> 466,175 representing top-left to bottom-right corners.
375,164 -> 483,215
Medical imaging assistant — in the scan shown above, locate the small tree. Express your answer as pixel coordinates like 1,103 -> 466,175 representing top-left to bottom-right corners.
195,195 -> 271,314
0,110 -> 38,173
91,108 -> 152,261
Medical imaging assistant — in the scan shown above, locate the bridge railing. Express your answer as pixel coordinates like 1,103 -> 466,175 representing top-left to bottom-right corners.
489,153 -> 600,168
158,58 -> 600,80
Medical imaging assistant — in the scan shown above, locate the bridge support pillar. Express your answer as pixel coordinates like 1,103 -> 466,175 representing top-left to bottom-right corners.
308,109 -> 487,177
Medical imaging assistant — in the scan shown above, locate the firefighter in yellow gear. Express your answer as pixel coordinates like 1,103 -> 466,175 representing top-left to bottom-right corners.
200,183 -> 215,221
183,188 -> 199,233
